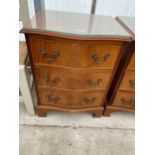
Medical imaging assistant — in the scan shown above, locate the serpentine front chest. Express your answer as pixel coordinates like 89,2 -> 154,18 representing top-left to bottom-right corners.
21,10 -> 132,117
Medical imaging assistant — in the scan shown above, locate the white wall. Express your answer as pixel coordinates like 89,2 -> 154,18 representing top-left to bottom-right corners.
96,0 -> 135,17
44,0 -> 92,14
44,0 -> 135,16
19,0 -> 35,41
27,0 -> 35,18
19,21 -> 25,41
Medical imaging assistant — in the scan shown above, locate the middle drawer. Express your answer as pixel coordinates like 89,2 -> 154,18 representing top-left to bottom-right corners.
35,67 -> 112,89
119,70 -> 135,91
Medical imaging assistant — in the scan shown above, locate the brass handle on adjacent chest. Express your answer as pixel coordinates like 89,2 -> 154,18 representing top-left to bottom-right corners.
43,76 -> 61,85
40,49 -> 60,61
45,95 -> 61,103
92,53 -> 110,64
83,97 -> 97,104
121,98 -> 135,106
87,79 -> 103,86
129,80 -> 135,86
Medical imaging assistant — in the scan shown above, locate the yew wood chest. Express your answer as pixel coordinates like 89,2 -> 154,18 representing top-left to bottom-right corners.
21,10 -> 132,117
105,16 -> 135,116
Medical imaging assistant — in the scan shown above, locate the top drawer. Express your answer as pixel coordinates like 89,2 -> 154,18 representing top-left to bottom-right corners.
30,36 -> 123,69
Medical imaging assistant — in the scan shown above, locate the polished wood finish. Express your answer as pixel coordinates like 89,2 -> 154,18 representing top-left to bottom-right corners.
104,105 -> 134,117
28,34 -> 131,117
30,35 -> 123,68
21,28 -> 131,42
21,11 -> 132,117
119,70 -> 135,91
127,53 -> 135,70
36,105 -> 103,117
104,43 -> 135,116
112,91 -> 135,109
35,66 -> 112,89
38,87 -> 105,107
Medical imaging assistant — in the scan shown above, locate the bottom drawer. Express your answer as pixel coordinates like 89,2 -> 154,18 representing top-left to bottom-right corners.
38,87 -> 105,107
112,91 -> 135,109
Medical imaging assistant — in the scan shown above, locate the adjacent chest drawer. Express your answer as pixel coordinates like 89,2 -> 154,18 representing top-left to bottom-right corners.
127,53 -> 135,69
30,37 -> 123,68
118,52 -> 135,91
119,70 -> 135,91
38,87 -> 105,107
35,67 -> 112,89
112,91 -> 135,109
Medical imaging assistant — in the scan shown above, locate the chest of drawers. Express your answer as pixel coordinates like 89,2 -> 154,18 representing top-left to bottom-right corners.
21,10 -> 132,117
104,16 -> 135,116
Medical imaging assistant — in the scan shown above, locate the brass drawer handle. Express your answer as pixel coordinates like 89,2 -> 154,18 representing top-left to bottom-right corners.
121,98 -> 135,106
129,80 -> 135,86
45,95 -> 61,103
87,79 -> 103,86
83,97 -> 97,104
40,49 -> 60,61
92,53 -> 110,64
43,76 -> 61,85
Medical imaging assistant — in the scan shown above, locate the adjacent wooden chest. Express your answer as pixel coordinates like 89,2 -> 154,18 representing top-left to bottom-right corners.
104,16 -> 135,116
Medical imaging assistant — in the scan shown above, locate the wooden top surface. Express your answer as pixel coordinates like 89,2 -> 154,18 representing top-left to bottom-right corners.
19,42 -> 27,65
21,10 -> 131,41
115,16 -> 135,41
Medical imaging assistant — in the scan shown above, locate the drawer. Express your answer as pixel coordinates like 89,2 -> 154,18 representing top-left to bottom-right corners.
119,70 -> 135,91
112,91 -> 135,109
35,67 -> 112,89
30,37 -> 76,67
77,42 -> 123,68
30,37 -> 122,68
127,53 -> 135,69
38,87 -> 105,107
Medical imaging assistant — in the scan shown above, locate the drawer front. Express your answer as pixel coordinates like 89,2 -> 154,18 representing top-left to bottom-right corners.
38,87 -> 105,107
30,37 -> 76,67
119,70 -> 135,91
112,91 -> 135,109
30,37 -> 122,68
77,42 -> 123,68
35,67 -> 112,89
127,53 -> 135,69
